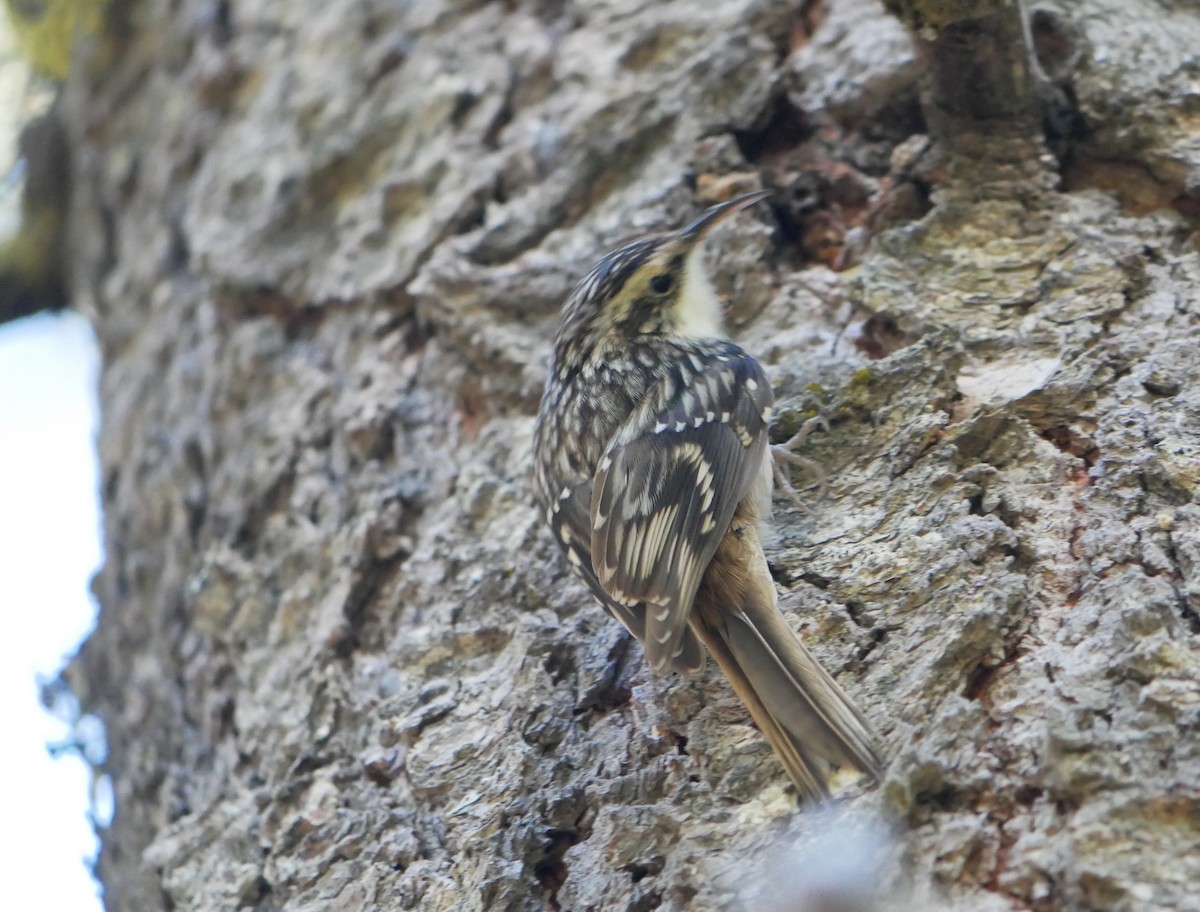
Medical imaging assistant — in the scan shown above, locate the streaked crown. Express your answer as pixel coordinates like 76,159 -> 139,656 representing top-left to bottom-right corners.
554,191 -> 770,359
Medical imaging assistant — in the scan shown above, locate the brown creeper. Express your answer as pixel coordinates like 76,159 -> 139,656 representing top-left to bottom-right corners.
533,191 -> 883,800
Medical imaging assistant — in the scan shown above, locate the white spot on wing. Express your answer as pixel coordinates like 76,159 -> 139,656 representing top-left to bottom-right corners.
640,504 -> 678,576
622,522 -> 641,581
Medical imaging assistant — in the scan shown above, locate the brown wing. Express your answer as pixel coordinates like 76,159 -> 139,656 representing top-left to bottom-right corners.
589,346 -> 773,671
547,476 -> 706,673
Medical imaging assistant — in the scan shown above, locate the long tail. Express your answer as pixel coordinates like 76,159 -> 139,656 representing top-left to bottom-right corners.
689,516 -> 884,801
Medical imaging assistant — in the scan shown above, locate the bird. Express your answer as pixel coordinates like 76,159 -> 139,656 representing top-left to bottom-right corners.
532,190 -> 884,800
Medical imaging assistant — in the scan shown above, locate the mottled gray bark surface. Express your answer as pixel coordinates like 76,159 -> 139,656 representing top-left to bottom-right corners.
61,0 -> 1200,910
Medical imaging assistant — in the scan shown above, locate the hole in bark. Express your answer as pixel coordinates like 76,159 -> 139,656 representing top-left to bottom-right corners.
1040,82 -> 1089,168
966,647 -> 1025,702
857,626 -> 886,663
447,198 -> 487,236
930,785 -> 965,811
767,161 -> 896,270
624,855 -> 664,883
1027,10 -> 1096,172
336,559 -> 402,657
584,680 -> 632,714
291,753 -> 329,776
964,662 -> 997,701
1030,9 -> 1080,80
580,634 -> 635,713
534,828 -> 580,905
363,756 -> 399,788
544,647 -> 576,684
1172,587 -> 1200,635
534,858 -> 567,890
731,77 -> 927,268
767,559 -> 791,585
798,571 -> 831,590
733,96 -> 813,164
1141,375 -> 1182,398
854,313 -> 914,359
218,697 -> 236,737
844,600 -> 873,628
242,876 -> 271,905
450,91 -> 479,127
1015,785 -> 1043,806
1037,424 -> 1099,467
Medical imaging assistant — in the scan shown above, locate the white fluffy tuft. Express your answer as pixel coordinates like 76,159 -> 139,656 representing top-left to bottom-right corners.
674,241 -> 724,339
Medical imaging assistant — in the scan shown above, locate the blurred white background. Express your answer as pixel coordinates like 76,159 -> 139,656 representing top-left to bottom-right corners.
0,312 -> 104,910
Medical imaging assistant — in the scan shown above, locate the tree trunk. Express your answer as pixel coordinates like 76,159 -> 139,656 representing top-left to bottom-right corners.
61,0 -> 1200,910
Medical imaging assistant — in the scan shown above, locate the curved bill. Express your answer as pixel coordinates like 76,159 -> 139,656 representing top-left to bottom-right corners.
680,189 -> 772,244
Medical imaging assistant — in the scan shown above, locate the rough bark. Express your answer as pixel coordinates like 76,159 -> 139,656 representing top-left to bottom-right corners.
61,1 -> 1200,910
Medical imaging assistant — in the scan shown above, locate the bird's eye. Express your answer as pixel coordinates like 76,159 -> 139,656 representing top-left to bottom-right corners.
649,274 -> 674,294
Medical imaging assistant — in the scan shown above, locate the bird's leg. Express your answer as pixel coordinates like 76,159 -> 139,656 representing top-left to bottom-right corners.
772,415 -> 829,510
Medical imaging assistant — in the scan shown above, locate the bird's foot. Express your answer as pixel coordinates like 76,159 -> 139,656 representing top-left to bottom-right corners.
772,415 -> 829,510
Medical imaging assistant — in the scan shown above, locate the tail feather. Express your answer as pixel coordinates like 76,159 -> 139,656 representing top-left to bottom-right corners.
690,611 -> 831,800
690,518 -> 883,799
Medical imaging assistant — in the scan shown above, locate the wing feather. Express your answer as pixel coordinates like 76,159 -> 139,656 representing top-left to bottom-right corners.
549,475 -> 706,674
590,346 -> 773,671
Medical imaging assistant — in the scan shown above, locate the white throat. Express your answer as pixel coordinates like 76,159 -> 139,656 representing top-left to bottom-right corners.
674,242 -> 725,339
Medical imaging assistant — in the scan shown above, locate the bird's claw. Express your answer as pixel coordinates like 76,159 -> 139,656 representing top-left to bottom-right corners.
771,415 -> 829,510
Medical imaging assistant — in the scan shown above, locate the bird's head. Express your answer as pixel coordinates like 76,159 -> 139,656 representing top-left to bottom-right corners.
556,190 -> 769,354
